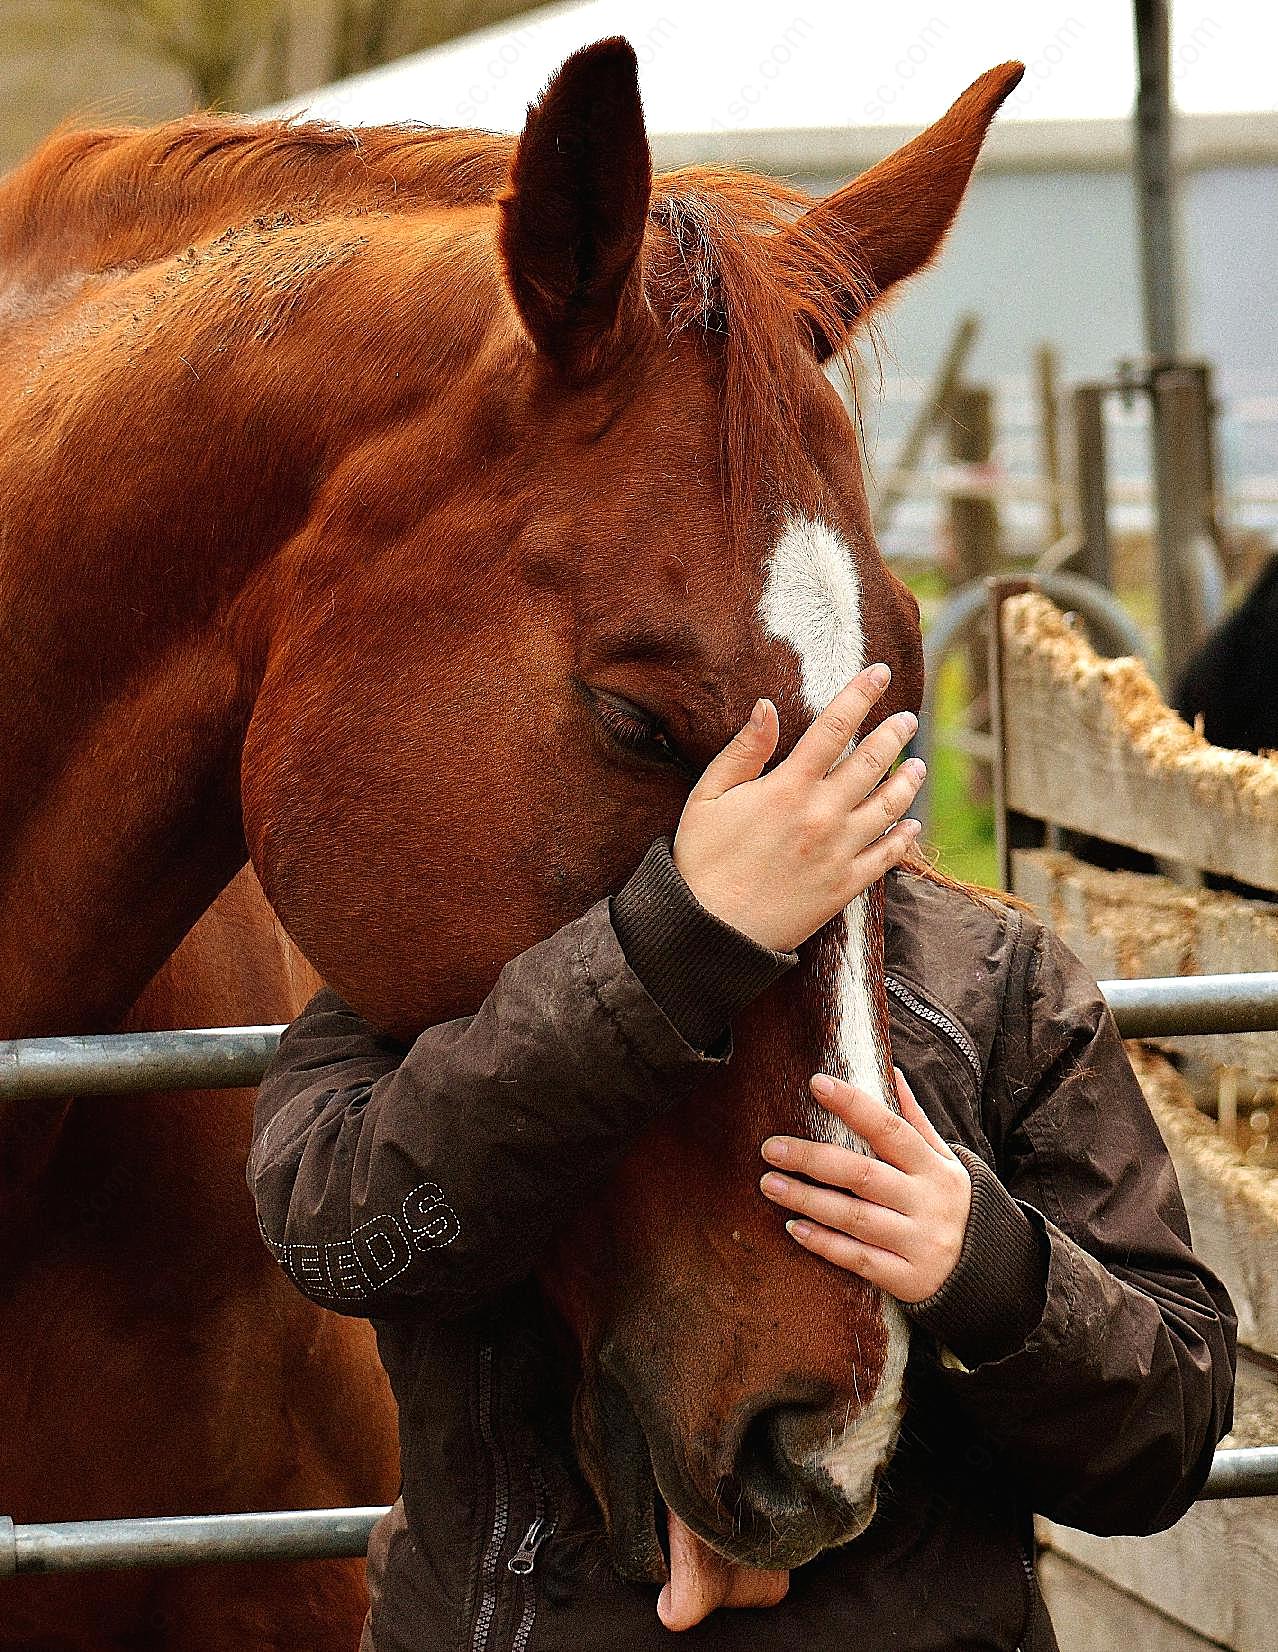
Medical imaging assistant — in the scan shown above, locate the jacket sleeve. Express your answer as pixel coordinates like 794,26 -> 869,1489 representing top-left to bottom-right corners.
908,915 -> 1237,1536
247,840 -> 793,1320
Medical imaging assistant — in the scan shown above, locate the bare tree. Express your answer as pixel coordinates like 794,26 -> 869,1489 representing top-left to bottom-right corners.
4,1 -> 538,113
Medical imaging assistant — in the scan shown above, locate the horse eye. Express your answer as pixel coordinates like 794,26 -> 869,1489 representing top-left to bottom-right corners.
586,688 -> 686,770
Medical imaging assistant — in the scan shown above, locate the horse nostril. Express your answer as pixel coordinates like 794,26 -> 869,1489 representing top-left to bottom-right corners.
733,1392 -> 837,1519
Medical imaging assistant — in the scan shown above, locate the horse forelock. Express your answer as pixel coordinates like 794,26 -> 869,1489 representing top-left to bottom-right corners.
646,172 -> 877,539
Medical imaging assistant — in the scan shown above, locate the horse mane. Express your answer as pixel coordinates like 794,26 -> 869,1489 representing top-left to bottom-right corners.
645,169 -> 876,534
1,116 -> 876,535
903,845 -> 1031,914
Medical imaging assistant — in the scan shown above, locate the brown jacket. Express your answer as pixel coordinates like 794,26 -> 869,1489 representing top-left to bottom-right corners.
248,841 -> 1236,1652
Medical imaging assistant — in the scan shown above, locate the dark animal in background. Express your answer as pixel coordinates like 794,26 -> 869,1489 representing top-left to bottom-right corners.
1174,556 -> 1278,754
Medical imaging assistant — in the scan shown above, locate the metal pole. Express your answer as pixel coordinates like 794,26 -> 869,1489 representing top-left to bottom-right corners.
1150,368 -> 1224,687
1104,972 -> 1278,1038
0,1507 -> 389,1577
6,1449 -> 1278,1577
9,974 -> 1278,1102
0,1025 -> 286,1100
1200,1447 -> 1278,1500
1133,0 -> 1181,362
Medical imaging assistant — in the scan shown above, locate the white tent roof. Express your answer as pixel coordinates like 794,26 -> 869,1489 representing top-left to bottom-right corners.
270,0 -> 1278,165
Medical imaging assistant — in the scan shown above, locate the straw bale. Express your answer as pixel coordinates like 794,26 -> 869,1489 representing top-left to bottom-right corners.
1128,1046 -> 1278,1359
1014,847 -> 1278,1080
1005,592 -> 1278,815
1000,595 -> 1278,886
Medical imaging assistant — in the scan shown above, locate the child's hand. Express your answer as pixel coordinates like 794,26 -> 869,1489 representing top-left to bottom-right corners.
673,666 -> 923,954
758,1069 -> 971,1302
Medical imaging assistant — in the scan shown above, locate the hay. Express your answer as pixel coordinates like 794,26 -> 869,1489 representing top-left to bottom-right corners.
1129,1044 -> 1278,1221
1004,593 -> 1278,818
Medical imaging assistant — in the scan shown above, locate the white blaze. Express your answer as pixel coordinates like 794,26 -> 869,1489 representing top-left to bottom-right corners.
758,512 -> 910,1506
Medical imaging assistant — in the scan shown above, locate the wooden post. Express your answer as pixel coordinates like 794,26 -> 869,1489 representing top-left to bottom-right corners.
987,577 -> 1035,893
949,384 -> 1000,583
1150,367 -> 1217,687
1035,344 -> 1065,545
1071,384 -> 1113,590
948,384 -> 999,798
874,312 -> 979,540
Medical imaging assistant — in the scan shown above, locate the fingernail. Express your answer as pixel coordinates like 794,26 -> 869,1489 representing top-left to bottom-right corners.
904,757 -> 926,779
786,1219 -> 813,1241
761,1173 -> 788,1196
903,818 -> 922,839
810,1074 -> 836,1100
867,664 -> 890,690
761,1136 -> 788,1162
750,697 -> 768,728
899,711 -> 918,734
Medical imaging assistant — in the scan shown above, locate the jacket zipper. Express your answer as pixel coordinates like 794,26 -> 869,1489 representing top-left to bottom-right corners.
884,973 -> 983,1083
470,1341 -> 510,1652
1015,1524 -> 1037,1652
508,1469 -> 554,1652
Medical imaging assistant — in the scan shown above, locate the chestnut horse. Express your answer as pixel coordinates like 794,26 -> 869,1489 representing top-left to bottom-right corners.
0,41 -> 1019,1649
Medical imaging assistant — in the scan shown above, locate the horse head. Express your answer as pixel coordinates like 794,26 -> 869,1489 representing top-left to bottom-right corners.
239,38 -> 1020,1589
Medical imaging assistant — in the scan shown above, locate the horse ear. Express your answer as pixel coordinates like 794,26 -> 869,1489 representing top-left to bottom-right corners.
498,38 -> 652,372
783,62 -> 1024,361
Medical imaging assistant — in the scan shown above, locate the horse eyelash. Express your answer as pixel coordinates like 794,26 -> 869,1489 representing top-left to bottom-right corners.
586,689 -> 684,768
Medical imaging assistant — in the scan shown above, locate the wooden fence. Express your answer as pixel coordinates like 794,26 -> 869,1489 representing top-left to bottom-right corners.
990,588 -> 1278,1652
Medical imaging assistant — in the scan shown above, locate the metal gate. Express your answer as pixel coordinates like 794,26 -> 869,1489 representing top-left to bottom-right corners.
5,969 -> 1278,1579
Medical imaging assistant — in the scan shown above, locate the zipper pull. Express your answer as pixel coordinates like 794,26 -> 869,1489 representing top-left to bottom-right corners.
507,1515 -> 552,1575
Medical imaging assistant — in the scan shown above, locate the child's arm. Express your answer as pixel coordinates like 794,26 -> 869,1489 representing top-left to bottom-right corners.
248,848 -> 788,1320
248,669 -> 925,1321
760,921 -> 1237,1537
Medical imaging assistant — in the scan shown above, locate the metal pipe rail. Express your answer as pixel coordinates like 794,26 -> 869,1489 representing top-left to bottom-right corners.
0,1024 -> 287,1099
1102,972 -> 1278,1037
0,1507 -> 389,1577
5,1447 -> 1278,1576
6,974 -> 1278,1100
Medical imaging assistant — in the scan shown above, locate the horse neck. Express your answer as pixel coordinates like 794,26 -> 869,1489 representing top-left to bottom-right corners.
0,560 -> 269,1220
0,569 -> 265,1041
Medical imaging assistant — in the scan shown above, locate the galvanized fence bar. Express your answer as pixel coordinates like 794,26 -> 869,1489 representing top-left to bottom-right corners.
7,974 -> 1278,1100
1200,1446 -> 1278,1501
5,1446 -> 1278,1577
0,1508 -> 388,1577
0,1025 -> 286,1099
1102,972 -> 1278,1037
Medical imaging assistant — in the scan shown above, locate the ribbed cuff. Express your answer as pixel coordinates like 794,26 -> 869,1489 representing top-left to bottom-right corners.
905,1145 -> 1048,1369
609,838 -> 797,1052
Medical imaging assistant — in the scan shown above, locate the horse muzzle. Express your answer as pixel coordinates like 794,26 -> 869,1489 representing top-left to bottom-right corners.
578,1364 -> 899,1582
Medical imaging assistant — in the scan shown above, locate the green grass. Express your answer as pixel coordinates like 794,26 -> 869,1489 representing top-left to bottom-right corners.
924,654 -> 998,888
906,568 -> 999,889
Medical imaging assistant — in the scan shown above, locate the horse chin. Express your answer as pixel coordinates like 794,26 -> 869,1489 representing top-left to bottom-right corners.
648,1451 -> 879,1572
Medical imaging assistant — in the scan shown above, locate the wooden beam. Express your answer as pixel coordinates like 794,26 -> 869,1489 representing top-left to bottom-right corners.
873,313 -> 979,539
1130,1047 -> 1278,1363
999,593 -> 1278,891
1012,848 -> 1278,1080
